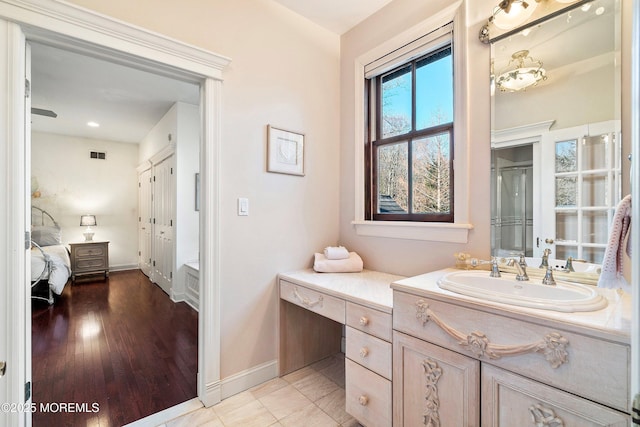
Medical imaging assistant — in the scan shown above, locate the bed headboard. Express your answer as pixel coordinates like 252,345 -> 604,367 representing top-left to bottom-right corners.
31,206 -> 59,229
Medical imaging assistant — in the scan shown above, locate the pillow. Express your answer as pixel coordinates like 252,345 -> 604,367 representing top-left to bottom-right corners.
32,226 -> 61,247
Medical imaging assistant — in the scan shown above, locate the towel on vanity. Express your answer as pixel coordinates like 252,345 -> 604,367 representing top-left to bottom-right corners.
313,252 -> 363,273
323,246 -> 350,260
597,194 -> 632,293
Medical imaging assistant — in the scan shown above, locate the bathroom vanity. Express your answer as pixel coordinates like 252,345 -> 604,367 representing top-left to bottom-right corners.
392,269 -> 631,426
279,269 -> 403,427
278,268 -> 631,426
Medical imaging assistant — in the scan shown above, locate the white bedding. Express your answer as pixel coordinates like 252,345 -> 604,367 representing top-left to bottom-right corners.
31,244 -> 71,295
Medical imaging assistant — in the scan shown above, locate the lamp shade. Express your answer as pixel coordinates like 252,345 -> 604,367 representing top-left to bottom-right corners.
80,215 -> 97,227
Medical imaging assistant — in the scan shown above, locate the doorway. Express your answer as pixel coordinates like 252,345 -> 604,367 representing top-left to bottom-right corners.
29,40 -> 200,424
0,2 -> 228,425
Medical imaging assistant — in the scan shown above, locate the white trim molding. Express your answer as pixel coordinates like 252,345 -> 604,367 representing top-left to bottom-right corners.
0,0 -> 230,423
352,1 -> 472,243
491,120 -> 555,149
220,359 -> 279,400
352,220 -> 473,243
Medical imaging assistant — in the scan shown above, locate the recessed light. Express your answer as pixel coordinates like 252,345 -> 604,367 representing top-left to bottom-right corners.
87,121 -> 100,128
595,6 -> 605,15
581,3 -> 592,12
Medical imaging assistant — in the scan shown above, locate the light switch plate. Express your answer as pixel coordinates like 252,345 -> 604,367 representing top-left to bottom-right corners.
238,197 -> 249,216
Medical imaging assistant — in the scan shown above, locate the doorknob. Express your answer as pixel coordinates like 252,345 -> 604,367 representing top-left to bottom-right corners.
545,238 -> 554,244
0,361 -> 6,377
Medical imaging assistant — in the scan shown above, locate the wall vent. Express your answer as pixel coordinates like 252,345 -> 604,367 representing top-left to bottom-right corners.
90,151 -> 106,160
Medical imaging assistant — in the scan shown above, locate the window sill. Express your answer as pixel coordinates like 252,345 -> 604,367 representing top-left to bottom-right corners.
351,220 -> 473,243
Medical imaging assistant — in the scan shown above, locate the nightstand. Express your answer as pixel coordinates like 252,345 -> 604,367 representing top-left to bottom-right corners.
69,241 -> 109,282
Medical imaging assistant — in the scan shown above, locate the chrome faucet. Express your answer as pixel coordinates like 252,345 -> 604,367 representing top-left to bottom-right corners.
539,248 -> 551,269
508,254 -> 529,281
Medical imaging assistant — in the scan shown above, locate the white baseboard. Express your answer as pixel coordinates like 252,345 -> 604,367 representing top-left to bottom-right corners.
109,264 -> 139,272
220,359 -> 279,400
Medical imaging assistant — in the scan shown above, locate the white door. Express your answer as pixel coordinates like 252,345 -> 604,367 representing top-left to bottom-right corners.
539,121 -> 621,264
152,156 -> 174,295
138,167 -> 152,277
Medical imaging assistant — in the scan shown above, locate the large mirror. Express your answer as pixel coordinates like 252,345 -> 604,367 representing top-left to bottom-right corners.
490,0 -> 622,267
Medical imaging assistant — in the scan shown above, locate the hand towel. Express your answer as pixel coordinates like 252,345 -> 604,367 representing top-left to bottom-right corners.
313,252 -> 363,273
323,246 -> 350,260
597,194 -> 632,293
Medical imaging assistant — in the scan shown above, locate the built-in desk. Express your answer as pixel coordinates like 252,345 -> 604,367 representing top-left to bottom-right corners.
278,269 -> 404,427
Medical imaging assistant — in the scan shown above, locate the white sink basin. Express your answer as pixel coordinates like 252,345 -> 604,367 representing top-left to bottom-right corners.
437,271 -> 608,312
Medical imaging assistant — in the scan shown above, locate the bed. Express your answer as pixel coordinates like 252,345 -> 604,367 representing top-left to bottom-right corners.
31,206 -> 72,304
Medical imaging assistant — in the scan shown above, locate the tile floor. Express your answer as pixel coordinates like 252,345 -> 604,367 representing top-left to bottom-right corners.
159,353 -> 363,427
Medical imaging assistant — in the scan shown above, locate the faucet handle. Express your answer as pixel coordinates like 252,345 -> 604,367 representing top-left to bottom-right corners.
565,257 -> 575,272
542,265 -> 557,286
489,257 -> 501,278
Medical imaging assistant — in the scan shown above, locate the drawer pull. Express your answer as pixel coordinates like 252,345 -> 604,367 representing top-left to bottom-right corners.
359,347 -> 369,358
292,286 -> 323,308
358,395 -> 369,406
359,316 -> 369,326
415,299 -> 569,368
529,403 -> 564,426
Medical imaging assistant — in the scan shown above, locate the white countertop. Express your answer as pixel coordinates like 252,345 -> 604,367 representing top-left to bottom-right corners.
391,268 -> 632,343
278,269 -> 406,313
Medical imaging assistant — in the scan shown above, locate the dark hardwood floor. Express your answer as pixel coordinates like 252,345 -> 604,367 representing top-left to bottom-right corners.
31,269 -> 198,427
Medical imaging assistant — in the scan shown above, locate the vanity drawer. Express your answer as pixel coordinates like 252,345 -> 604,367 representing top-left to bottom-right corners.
279,280 -> 345,324
345,358 -> 391,427
346,301 -> 392,342
393,291 -> 630,412
482,364 -> 629,426
346,326 -> 392,380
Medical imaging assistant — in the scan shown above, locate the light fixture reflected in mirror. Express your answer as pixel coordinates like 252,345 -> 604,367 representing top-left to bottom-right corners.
495,50 -> 547,92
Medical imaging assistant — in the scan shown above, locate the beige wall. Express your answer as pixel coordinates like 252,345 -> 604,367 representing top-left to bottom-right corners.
66,0 -> 341,379
339,0 -> 493,277
31,132 -> 139,268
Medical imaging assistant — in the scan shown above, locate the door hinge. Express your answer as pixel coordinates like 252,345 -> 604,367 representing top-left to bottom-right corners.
170,272 -> 173,279
25,231 -> 31,250
153,218 -> 156,224
25,381 -> 31,402
138,216 -> 141,222
25,79 -> 31,98
153,176 -> 156,182
170,219 -> 173,227
153,260 -> 156,266
138,251 -> 141,256
170,167 -> 173,174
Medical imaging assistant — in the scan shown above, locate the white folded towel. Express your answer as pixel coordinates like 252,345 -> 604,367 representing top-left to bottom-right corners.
597,194 -> 632,293
323,246 -> 350,260
313,252 -> 363,273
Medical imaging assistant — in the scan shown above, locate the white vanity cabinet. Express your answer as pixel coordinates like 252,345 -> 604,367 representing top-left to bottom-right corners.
345,302 -> 393,427
391,270 -> 631,427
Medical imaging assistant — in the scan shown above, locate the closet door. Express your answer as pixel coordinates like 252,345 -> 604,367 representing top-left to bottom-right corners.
138,167 -> 152,277
152,155 -> 174,295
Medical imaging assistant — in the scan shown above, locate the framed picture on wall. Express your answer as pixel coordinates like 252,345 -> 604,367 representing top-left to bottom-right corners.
267,125 -> 305,176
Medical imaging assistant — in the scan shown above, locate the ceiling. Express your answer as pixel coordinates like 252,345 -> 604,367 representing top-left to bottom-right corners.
30,1 -> 390,144
272,0 -> 392,34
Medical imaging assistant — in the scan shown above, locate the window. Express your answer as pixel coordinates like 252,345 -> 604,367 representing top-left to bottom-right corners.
365,25 -> 454,222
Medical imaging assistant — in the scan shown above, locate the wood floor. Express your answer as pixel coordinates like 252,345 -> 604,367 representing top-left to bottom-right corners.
31,269 -> 198,427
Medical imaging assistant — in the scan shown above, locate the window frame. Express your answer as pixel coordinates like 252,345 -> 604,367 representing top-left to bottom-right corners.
351,4 -> 472,243
367,46 -> 455,222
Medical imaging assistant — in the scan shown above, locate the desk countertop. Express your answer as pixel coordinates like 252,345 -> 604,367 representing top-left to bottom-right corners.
278,269 -> 406,314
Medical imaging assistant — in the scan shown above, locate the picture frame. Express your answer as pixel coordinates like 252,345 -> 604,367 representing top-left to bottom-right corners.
267,125 -> 305,176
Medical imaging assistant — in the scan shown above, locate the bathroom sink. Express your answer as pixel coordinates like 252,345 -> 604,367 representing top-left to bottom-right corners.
437,271 -> 608,312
